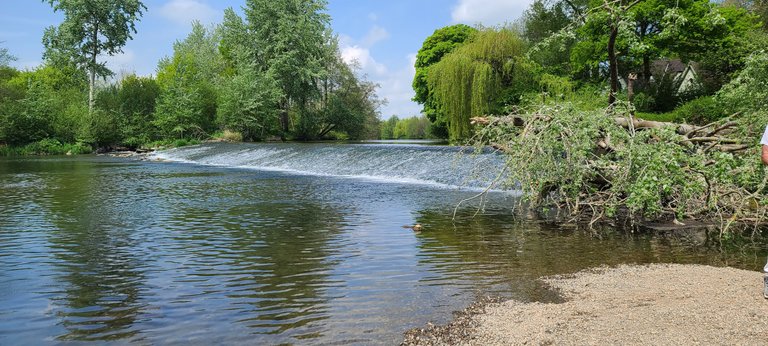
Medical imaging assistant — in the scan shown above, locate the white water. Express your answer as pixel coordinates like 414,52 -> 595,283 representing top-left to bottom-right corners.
153,142 -> 512,191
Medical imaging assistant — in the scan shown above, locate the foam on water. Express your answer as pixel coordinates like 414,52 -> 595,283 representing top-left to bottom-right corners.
152,142 -> 512,191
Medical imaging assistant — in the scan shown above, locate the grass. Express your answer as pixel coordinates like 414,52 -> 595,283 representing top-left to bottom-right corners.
0,139 -> 92,156
635,111 -> 681,123
144,138 -> 202,150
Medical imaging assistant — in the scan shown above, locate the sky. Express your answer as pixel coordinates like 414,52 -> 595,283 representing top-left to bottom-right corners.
0,0 -> 534,119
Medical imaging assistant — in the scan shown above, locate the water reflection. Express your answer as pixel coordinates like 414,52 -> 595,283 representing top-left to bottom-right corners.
1,155 -> 767,345
39,160 -> 148,342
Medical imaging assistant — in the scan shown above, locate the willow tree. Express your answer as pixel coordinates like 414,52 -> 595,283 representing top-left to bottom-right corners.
412,24 -> 477,138
427,29 -> 530,141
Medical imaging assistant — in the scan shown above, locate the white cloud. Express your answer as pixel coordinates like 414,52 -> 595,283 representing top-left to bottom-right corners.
339,26 -> 391,77
451,0 -> 533,27
157,0 -> 218,26
362,25 -> 390,47
341,45 -> 387,76
338,27 -> 420,118
102,49 -> 148,78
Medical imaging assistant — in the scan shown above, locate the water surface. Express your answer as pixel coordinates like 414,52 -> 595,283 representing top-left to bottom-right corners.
1,142 -> 766,345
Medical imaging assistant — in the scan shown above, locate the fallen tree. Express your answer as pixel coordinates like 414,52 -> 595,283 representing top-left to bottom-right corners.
468,103 -> 767,231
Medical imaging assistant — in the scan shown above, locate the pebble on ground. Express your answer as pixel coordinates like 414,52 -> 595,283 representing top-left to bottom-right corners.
404,264 -> 768,346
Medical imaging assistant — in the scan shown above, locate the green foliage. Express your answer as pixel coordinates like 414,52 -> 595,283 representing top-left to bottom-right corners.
521,0 -> 585,75
717,51 -> 768,114
118,75 -> 160,146
0,82 -> 55,145
243,0 -> 332,136
412,24 -> 477,137
308,56 -> 383,140
671,96 -> 724,124
379,116 -> 432,139
393,116 -> 431,139
632,92 -> 656,113
77,108 -> 121,146
635,111 -> 680,122
0,139 -> 91,156
670,5 -> 762,92
0,43 -> 16,67
155,23 -> 222,139
153,82 -> 212,139
217,66 -> 281,141
428,29 -> 533,141
380,116 -> 399,139
475,103 -> 764,223
43,0 -> 146,110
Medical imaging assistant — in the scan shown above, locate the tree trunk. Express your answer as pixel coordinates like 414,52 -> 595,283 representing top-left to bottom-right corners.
279,99 -> 289,141
627,73 -> 636,116
89,67 -> 95,114
608,25 -> 619,106
89,23 -> 98,114
643,55 -> 651,86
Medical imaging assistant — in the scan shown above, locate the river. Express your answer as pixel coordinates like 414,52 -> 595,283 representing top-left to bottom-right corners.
1,142 -> 766,345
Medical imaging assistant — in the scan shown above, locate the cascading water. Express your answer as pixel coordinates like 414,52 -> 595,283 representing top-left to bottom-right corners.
153,142 -> 511,190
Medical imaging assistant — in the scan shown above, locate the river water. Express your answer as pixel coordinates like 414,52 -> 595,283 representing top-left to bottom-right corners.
1,142 -> 766,345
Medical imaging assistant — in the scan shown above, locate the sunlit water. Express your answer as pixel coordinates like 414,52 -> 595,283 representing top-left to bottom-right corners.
1,142 -> 766,345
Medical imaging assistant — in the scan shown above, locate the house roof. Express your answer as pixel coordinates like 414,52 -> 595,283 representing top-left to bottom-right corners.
652,59 -> 687,75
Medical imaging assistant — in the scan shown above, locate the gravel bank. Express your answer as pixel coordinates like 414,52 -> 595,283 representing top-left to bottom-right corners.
404,264 -> 768,345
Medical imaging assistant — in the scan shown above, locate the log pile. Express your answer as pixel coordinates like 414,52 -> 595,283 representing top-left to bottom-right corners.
468,111 -> 766,231
471,113 -> 748,154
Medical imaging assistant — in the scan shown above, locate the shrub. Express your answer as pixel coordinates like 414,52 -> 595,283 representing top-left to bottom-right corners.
3,138 -> 93,156
672,96 -> 725,125
221,130 -> 243,142
473,102 -> 766,227
632,92 -> 656,113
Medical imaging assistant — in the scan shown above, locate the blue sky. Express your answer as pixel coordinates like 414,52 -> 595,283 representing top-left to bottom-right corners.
0,0 -> 534,118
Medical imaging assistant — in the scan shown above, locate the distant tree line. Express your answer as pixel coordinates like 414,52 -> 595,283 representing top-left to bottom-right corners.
0,0 -> 383,154
379,115 -> 433,140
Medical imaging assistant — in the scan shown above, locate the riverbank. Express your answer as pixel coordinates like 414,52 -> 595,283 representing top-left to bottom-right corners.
403,264 -> 768,345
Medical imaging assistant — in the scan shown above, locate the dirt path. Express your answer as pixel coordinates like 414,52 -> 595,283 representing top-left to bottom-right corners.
403,264 -> 768,345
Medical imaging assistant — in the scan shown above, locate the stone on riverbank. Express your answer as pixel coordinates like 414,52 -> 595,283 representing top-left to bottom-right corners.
404,264 -> 768,345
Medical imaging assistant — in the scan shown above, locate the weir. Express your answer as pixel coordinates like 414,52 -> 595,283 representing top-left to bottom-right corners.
153,142 -> 510,190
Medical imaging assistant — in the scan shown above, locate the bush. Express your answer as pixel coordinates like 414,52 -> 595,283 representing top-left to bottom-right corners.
0,138 -> 92,156
473,102 -> 766,226
221,130 -> 243,142
717,51 -> 768,114
672,96 -> 725,125
632,92 -> 656,113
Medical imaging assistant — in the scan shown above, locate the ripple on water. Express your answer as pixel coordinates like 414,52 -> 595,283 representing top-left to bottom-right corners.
1,153 -> 767,345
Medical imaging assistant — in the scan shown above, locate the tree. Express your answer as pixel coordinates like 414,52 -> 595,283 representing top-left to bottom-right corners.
571,0 -> 759,104
308,53 -> 384,140
43,0 -> 145,113
154,22 -> 224,139
670,4 -> 762,92
217,66 -> 281,141
522,0 -> 583,44
723,0 -> 768,30
380,116 -> 399,139
522,0 -> 587,75
117,75 -> 160,145
243,0 -> 332,138
0,42 -> 16,67
412,24 -> 477,138
428,29 -> 534,141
